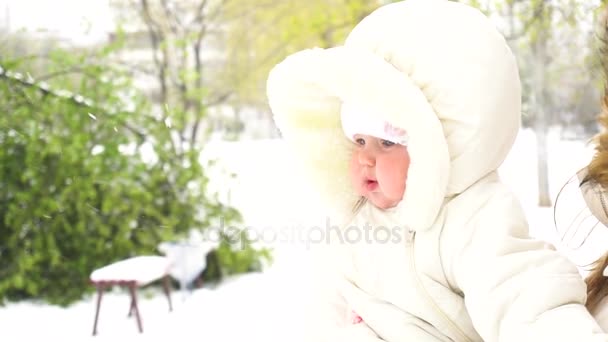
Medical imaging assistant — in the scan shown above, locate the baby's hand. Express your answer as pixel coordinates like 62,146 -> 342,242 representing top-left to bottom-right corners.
351,310 -> 364,324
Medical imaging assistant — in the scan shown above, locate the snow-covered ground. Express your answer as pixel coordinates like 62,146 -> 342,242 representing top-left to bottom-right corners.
1,128 -> 606,341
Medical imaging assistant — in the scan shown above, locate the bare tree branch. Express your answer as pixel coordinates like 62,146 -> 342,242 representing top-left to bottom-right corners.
160,0 -> 182,35
504,1 -> 547,42
140,0 -> 170,115
205,92 -> 232,108
37,66 -> 99,81
188,0 -> 233,144
191,0 -> 210,27
190,92 -> 232,144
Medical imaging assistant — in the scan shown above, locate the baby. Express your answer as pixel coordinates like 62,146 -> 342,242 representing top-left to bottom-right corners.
268,0 -> 607,340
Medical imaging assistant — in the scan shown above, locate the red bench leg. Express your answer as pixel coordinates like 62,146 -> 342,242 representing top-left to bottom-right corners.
127,283 -> 143,333
127,295 -> 135,317
162,275 -> 173,312
92,283 -> 105,336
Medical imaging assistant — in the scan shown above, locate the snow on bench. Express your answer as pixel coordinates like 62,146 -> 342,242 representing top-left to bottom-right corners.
90,256 -> 171,287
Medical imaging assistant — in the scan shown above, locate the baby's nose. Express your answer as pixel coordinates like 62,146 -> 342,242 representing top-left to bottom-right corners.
358,150 -> 375,166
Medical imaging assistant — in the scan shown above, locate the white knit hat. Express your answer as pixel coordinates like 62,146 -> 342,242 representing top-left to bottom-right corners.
340,102 -> 409,146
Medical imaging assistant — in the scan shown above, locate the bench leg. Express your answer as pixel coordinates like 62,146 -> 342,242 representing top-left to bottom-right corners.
128,284 -> 143,333
127,295 -> 135,317
92,284 -> 105,336
162,275 -> 173,312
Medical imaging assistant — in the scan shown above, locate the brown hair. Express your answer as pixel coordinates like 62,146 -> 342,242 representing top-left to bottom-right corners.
586,81 -> 608,188
585,7 -> 608,314
587,253 -> 608,313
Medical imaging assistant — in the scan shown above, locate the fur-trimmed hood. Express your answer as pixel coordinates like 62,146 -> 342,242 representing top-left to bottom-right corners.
267,0 -> 521,231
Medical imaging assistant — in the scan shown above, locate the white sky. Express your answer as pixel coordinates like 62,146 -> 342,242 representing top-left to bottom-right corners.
0,0 -> 115,44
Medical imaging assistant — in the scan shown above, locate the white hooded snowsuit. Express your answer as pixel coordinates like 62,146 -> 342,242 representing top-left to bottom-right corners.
267,0 -> 607,340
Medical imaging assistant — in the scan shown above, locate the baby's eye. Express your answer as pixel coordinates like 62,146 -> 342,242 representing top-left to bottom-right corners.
381,140 -> 395,147
355,138 -> 366,146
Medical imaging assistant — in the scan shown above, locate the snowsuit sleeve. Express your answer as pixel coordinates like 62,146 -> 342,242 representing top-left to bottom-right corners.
447,192 -> 608,341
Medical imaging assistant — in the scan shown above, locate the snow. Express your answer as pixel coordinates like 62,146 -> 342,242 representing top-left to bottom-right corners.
90,256 -> 170,287
0,271 -> 307,341
157,240 -> 217,294
1,128 -> 607,341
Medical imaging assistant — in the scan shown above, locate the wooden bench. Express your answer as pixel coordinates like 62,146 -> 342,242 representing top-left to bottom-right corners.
89,256 -> 173,335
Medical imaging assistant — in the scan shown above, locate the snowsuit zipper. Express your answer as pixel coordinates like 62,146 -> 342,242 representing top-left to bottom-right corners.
405,229 -> 473,342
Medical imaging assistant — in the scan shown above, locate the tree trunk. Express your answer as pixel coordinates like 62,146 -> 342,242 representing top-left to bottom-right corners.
533,36 -> 552,207
535,117 -> 552,207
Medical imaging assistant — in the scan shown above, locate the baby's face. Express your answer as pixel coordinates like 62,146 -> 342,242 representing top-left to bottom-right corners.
349,134 -> 410,209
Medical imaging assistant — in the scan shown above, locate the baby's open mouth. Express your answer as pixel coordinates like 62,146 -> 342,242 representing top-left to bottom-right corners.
365,179 -> 378,191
